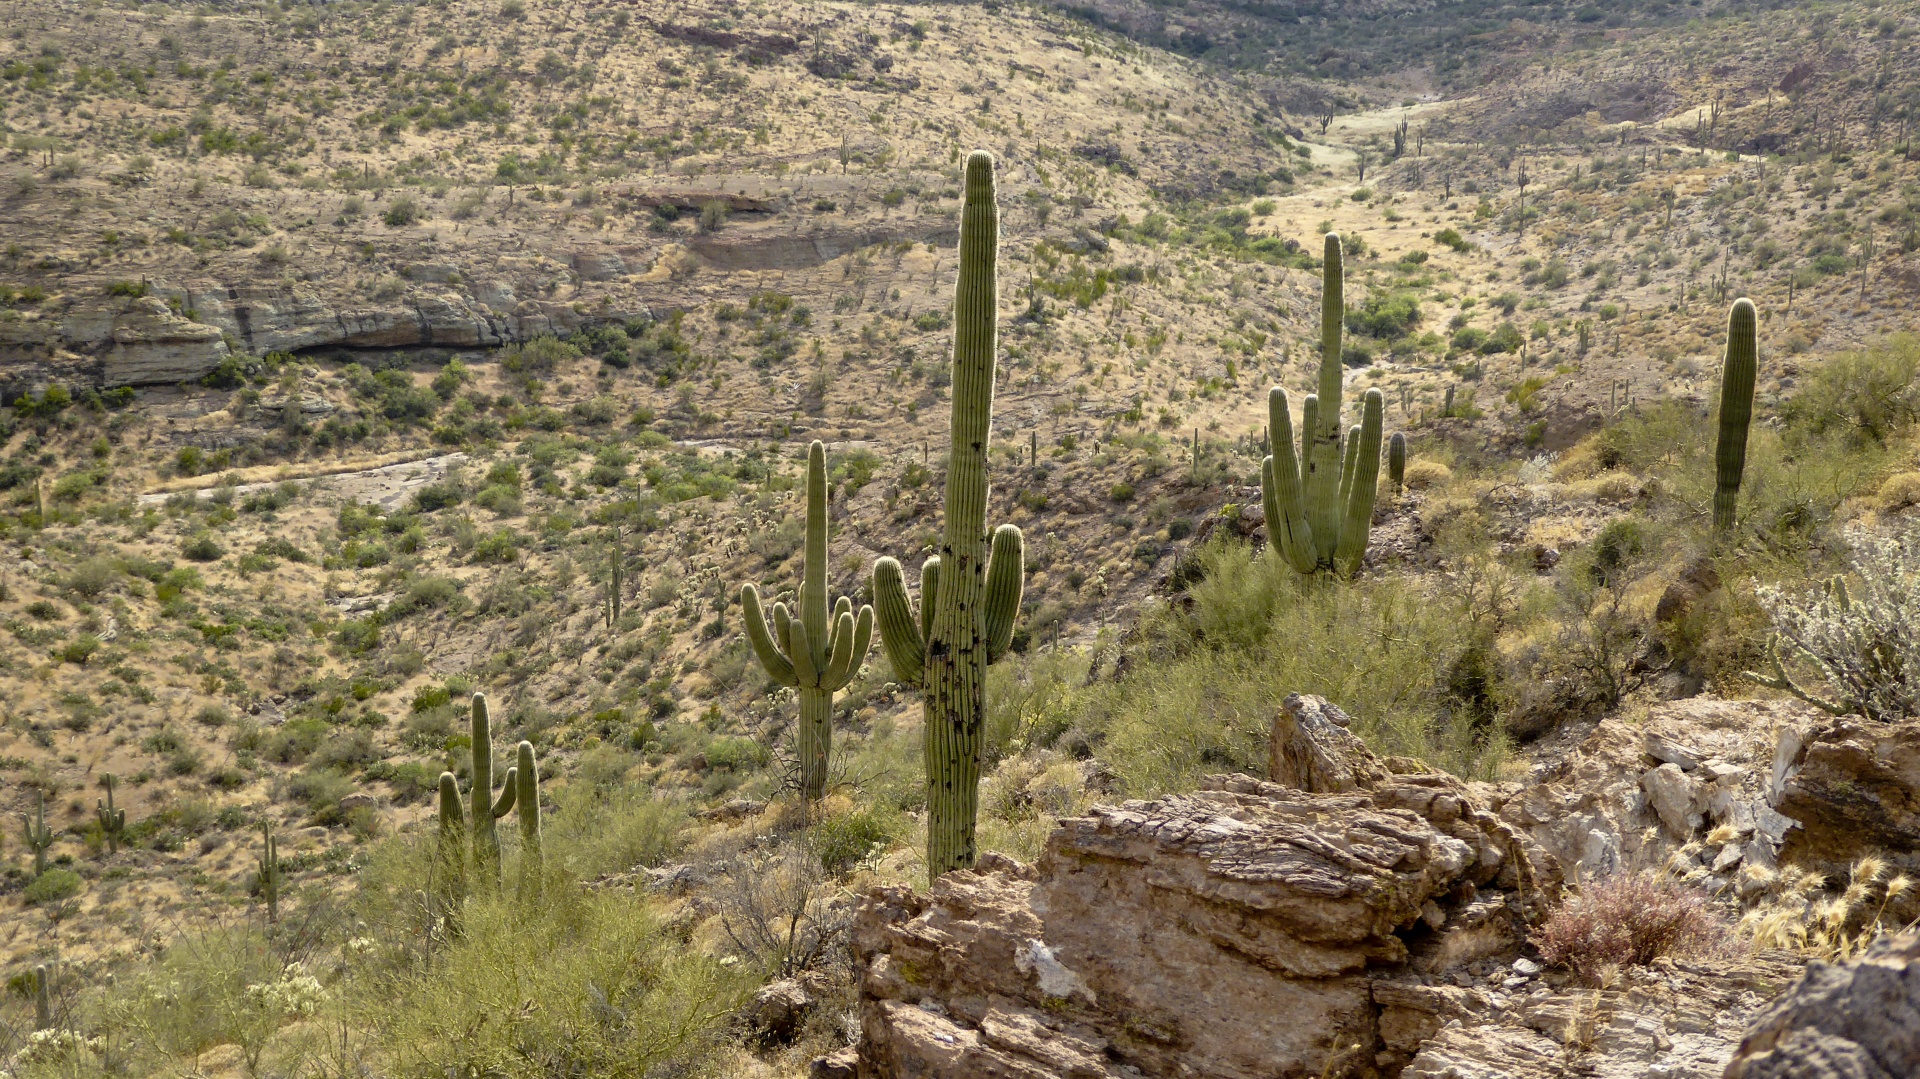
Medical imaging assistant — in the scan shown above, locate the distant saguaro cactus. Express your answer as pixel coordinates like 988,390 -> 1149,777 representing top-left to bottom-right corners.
24,789 -> 53,876
1712,298 -> 1758,533
1262,234 -> 1387,576
33,964 -> 52,1031
871,151 -> 1024,876
95,773 -> 125,855
1388,432 -> 1407,494
258,822 -> 281,924
740,440 -> 874,801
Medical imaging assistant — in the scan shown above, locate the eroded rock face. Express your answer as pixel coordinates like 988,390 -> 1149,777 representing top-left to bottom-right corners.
851,772 -> 1551,1079
102,296 -> 230,386
1770,719 -> 1920,882
1723,933 -> 1920,1079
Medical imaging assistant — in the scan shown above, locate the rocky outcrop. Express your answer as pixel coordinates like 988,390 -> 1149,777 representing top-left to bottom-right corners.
102,296 -> 231,386
1723,933 -> 1920,1079
1769,718 -> 1920,882
850,768 -> 1551,1079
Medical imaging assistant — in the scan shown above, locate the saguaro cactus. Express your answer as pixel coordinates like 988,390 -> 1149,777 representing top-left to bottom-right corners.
1712,298 -> 1757,533
467,693 -> 517,884
24,789 -> 53,875
1388,432 -> 1407,494
435,770 -> 467,904
33,964 -> 51,1031
871,151 -> 1024,876
514,740 -> 541,896
1261,234 -> 1387,576
258,822 -> 281,924
96,773 -> 125,855
740,440 -> 874,801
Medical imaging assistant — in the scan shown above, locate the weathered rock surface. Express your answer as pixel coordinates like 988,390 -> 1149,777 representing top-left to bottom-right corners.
1769,718 -> 1920,882
1723,933 -> 1920,1079
1268,692 -> 1389,793
102,296 -> 231,386
851,769 -> 1551,1079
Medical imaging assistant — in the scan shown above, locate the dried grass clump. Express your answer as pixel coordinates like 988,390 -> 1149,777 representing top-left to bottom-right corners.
1739,855 -> 1917,960
1532,871 -> 1733,982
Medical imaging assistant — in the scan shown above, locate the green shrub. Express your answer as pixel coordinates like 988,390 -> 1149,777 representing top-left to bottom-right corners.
24,868 -> 83,904
181,534 -> 224,562
1781,335 -> 1919,446
813,806 -> 900,874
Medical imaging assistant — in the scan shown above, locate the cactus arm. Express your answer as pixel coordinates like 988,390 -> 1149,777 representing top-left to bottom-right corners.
1262,387 -> 1316,574
741,584 -> 800,687
1712,298 -> 1758,533
918,556 -> 942,644
437,771 -> 466,832
823,605 -> 872,690
1337,423 -> 1360,518
1744,636 -> 1853,716
983,525 -> 1024,664
490,768 -> 517,819
436,770 -> 467,902
773,601 -> 793,659
801,441 -> 831,669
787,611 -> 820,688
1336,390 -> 1386,575
872,557 -> 925,686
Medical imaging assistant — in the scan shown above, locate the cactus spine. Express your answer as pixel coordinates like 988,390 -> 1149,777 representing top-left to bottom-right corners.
258,822 -> 280,924
1388,432 -> 1407,494
96,773 -> 125,855
741,440 -> 874,801
435,770 -> 467,904
514,740 -> 541,896
871,151 -> 1023,876
24,789 -> 53,875
1261,234 -> 1387,576
1712,298 -> 1757,533
466,693 -> 518,885
33,964 -> 51,1031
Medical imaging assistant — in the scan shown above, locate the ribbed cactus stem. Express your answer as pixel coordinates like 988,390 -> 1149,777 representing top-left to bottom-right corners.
515,740 -> 541,897
740,439 -> 873,800
1388,432 -> 1407,493
33,964 -> 51,1031
258,822 -> 280,924
96,773 -> 125,855
1336,390 -> 1386,574
25,788 -> 52,876
436,770 -> 467,903
1712,298 -> 1757,534
1304,233 -> 1347,566
870,151 -> 1024,876
1261,387 -> 1316,574
468,693 -> 517,884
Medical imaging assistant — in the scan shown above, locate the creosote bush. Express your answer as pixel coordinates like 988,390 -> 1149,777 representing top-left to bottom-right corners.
1532,871 -> 1732,982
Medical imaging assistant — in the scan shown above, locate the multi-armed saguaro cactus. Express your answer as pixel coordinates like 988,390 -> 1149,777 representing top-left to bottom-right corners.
96,773 -> 125,855
1262,233 -> 1388,576
1712,298 -> 1757,534
258,822 -> 281,924
871,151 -> 1024,876
741,440 -> 874,801
25,789 -> 54,875
514,740 -> 541,896
1388,432 -> 1407,495
467,693 -> 518,885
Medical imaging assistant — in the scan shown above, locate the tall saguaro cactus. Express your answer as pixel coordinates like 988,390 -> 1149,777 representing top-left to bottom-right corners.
514,740 -> 542,896
96,773 -> 126,855
1262,234 -> 1388,576
871,151 -> 1024,876
740,440 -> 874,801
467,693 -> 517,885
1712,298 -> 1757,534
258,822 -> 281,924
24,789 -> 53,875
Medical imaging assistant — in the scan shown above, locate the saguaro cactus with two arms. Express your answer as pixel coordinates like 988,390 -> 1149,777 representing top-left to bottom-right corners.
871,151 -> 1023,876
740,440 -> 874,801
24,789 -> 53,875
96,773 -> 125,855
1262,234 -> 1387,576
1712,298 -> 1757,533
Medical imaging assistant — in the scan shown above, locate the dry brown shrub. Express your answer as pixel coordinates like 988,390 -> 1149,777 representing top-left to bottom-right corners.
1532,870 -> 1733,982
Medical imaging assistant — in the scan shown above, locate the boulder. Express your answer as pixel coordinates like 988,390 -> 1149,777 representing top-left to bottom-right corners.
743,978 -> 814,1046
1723,933 -> 1920,1079
1769,718 -> 1920,881
851,773 -> 1549,1079
102,296 -> 230,386
1268,692 -> 1389,793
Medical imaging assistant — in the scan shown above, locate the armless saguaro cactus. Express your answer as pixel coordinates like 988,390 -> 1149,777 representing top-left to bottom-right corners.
514,740 -> 542,897
1712,298 -> 1757,534
258,822 -> 281,924
741,440 -> 874,801
33,964 -> 52,1031
1388,432 -> 1407,494
96,773 -> 125,855
871,151 -> 1024,876
467,693 -> 517,885
435,770 -> 468,905
1261,234 -> 1387,576
24,789 -> 53,876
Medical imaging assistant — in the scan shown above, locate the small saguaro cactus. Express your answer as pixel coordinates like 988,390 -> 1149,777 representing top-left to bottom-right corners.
258,822 -> 281,924
436,770 -> 468,904
1443,384 -> 1456,418
33,964 -> 52,1031
1712,298 -> 1758,534
466,693 -> 518,884
1388,432 -> 1407,494
740,440 -> 875,801
25,789 -> 55,875
96,773 -> 126,855
1262,234 -> 1388,576
871,151 -> 1024,876
514,740 -> 541,896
